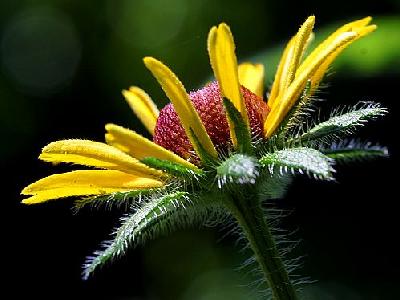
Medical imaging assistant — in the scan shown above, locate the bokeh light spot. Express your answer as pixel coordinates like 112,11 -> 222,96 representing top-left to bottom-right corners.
106,0 -> 188,50
1,6 -> 81,95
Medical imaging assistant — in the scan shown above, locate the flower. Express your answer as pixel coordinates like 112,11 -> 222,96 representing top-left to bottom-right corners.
21,16 -> 376,204
21,16 -> 387,285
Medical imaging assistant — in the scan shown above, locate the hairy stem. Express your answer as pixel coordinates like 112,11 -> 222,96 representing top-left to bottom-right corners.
226,187 -> 298,300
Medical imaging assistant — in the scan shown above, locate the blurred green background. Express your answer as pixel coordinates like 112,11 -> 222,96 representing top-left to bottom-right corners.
2,0 -> 399,299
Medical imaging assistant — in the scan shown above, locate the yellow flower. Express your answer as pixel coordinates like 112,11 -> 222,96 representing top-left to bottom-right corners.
21,16 -> 376,204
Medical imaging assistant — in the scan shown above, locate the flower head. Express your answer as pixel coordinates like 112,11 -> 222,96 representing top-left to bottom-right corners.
21,16 -> 387,281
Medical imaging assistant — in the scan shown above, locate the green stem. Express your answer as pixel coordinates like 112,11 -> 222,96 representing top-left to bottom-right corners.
226,187 -> 298,300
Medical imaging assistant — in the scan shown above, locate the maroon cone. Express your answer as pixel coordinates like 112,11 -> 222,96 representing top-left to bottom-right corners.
153,81 -> 270,162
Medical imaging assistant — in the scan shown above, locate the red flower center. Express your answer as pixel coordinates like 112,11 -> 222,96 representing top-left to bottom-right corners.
153,81 -> 270,162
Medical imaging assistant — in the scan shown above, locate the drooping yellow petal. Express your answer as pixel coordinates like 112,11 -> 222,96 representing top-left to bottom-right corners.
268,30 -> 314,110
207,23 -> 249,147
238,63 -> 265,97
122,86 -> 159,135
264,31 -> 358,138
297,16 -> 372,77
105,123 -> 200,171
268,37 -> 295,109
310,24 -> 376,90
21,170 -> 163,204
39,139 -> 163,178
278,16 -> 315,97
143,57 -> 217,160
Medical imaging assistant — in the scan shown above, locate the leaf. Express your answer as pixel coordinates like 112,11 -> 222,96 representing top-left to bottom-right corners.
299,102 -> 387,142
216,154 -> 259,188
259,147 -> 334,180
322,140 -> 389,163
223,97 -> 253,155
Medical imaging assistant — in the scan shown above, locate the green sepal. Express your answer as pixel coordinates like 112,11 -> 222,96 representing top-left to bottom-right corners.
223,97 -> 253,155
275,79 -> 315,139
299,102 -> 387,143
82,191 -> 190,280
322,141 -> 389,163
189,128 -> 218,167
73,188 -> 160,212
141,157 -> 203,178
216,153 -> 259,188
259,147 -> 334,180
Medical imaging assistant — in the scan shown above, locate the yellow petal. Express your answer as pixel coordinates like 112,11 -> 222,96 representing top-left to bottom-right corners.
207,23 -> 250,147
39,139 -> 163,178
21,170 -> 163,204
310,24 -> 376,90
105,123 -> 200,170
238,63 -> 265,97
296,16 -> 373,79
278,16 -> 315,97
143,56 -> 217,160
122,86 -> 159,135
265,31 -> 358,138
268,37 -> 295,109
268,30 -> 314,110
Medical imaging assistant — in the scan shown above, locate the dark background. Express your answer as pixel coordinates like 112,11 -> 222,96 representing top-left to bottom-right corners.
2,0 -> 399,299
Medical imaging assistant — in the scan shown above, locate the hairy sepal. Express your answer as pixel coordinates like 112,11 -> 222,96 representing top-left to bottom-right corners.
223,97 -> 253,155
82,191 -> 226,279
259,147 -> 335,180
216,154 -> 260,188
73,188 -> 160,212
141,157 -> 203,179
299,102 -> 387,143
322,140 -> 389,163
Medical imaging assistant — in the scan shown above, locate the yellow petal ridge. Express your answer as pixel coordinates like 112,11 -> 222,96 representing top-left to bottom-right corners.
207,23 -> 250,147
122,86 -> 159,135
39,139 -> 163,177
105,123 -> 200,170
21,170 -> 163,204
238,62 -> 265,97
265,31 -> 358,138
143,56 -> 217,159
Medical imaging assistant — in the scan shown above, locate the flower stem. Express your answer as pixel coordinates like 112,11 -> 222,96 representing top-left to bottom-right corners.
226,187 -> 298,300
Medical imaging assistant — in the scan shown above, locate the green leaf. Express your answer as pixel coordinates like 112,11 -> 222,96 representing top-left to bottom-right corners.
299,102 -> 387,143
259,147 -> 334,180
322,140 -> 389,163
82,191 -> 190,279
141,157 -> 203,178
216,154 -> 259,188
223,97 -> 253,155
